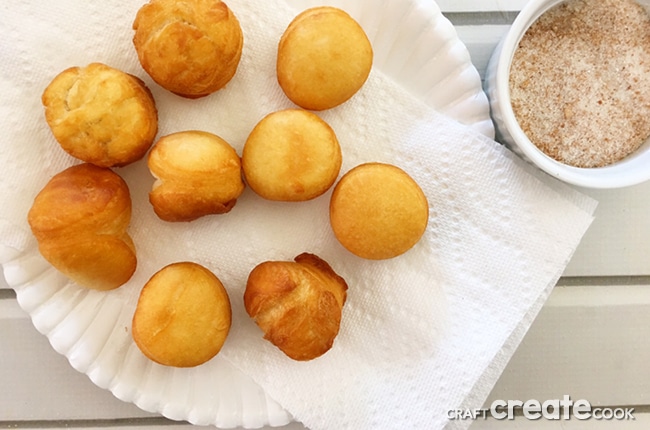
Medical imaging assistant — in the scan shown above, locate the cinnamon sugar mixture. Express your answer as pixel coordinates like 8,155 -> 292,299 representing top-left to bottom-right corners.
509,0 -> 650,168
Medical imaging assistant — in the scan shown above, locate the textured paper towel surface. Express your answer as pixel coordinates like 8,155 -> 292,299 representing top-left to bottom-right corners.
0,1 -> 596,429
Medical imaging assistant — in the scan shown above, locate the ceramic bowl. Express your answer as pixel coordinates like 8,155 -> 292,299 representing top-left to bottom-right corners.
484,0 -> 650,189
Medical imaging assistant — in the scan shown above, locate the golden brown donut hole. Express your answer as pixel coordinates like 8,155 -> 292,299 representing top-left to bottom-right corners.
242,109 -> 342,201
132,262 -> 232,367
132,0 -> 243,98
329,162 -> 429,260
277,6 -> 373,110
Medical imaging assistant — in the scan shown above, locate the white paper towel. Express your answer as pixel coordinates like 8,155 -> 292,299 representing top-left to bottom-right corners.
0,1 -> 597,429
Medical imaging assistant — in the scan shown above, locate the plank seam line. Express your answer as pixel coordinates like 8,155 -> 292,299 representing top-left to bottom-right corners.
0,289 -> 16,299
0,417 -> 178,429
443,11 -> 519,26
557,275 -> 650,287
3,406 -> 650,427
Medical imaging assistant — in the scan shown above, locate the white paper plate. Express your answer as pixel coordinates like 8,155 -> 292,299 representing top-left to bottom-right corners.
2,0 -> 492,428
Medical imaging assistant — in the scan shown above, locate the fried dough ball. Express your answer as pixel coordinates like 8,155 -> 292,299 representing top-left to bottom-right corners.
132,262 -> 232,367
277,6 -> 373,110
133,0 -> 243,98
329,162 -> 429,260
41,63 -> 158,167
242,109 -> 342,201
27,163 -> 137,290
244,253 -> 348,361
147,130 -> 245,222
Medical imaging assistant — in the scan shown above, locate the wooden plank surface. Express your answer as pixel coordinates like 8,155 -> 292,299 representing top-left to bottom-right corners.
563,184 -> 650,276
486,284 -> 650,407
2,282 -> 649,425
0,299 -> 155,422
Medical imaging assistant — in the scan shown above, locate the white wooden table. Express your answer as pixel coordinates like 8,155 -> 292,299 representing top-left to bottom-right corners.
2,0 -> 650,429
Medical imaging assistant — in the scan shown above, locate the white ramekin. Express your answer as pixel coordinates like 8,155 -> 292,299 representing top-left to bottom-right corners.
484,0 -> 650,189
